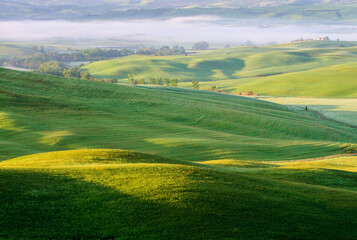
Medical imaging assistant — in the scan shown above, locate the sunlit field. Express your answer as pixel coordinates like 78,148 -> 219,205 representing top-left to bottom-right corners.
260,97 -> 357,126
1,1 -> 357,238
1,149 -> 356,239
83,41 -> 357,97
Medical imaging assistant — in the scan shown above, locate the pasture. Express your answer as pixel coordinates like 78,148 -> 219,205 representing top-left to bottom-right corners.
0,67 -> 356,239
0,149 -> 356,239
83,41 -> 357,97
1,68 -> 356,163
260,97 -> 357,127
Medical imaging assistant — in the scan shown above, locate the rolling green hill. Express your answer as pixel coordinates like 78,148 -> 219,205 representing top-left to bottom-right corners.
236,62 -> 357,97
83,41 -> 357,97
1,67 -> 357,163
1,68 -> 357,239
260,97 -> 357,127
0,43 -> 36,58
0,149 -> 356,239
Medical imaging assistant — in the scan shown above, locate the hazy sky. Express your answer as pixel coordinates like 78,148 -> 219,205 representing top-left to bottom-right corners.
0,17 -> 356,46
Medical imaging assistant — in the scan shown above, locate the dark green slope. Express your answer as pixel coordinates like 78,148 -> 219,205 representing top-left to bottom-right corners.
0,150 -> 356,240
0,67 -> 356,162
0,69 -> 356,239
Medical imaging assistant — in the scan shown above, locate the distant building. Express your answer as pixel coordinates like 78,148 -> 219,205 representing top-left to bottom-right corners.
291,36 -> 330,43
316,36 -> 331,41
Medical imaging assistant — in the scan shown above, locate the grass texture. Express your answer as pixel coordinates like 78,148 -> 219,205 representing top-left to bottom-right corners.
0,149 -> 356,239
1,67 -> 356,162
82,41 -> 357,97
0,68 -> 357,239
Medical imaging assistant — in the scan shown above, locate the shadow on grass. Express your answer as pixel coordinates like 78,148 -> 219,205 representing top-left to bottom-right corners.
0,168 -> 357,239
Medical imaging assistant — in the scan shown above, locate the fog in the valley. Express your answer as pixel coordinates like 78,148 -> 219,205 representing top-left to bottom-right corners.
0,16 -> 356,47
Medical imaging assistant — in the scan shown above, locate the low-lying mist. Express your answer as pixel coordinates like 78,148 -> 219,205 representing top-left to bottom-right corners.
0,16 -> 356,46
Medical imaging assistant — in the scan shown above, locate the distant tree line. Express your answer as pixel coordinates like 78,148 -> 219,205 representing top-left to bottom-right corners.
35,60 -> 100,81
192,41 -> 209,50
0,48 -> 135,69
128,74 -> 179,87
128,74 -> 202,90
0,45 -> 187,70
137,45 -> 186,56
0,53 -> 50,69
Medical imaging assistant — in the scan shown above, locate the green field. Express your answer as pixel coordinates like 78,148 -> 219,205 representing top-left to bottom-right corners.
1,150 -> 356,239
0,42 -> 86,58
83,41 -> 357,97
1,67 -> 357,162
1,68 -> 357,239
235,62 -> 357,97
260,97 -> 357,127
0,43 -> 36,58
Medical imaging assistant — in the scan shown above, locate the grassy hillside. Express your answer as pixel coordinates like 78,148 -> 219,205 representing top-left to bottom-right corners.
0,149 -> 356,239
201,154 -> 357,191
1,67 -> 356,239
236,62 -> 357,97
1,67 -> 357,163
0,43 -> 35,58
83,42 -> 357,97
259,97 -> 357,127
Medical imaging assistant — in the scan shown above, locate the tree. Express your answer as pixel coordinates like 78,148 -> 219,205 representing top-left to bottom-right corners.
170,78 -> 178,87
192,41 -> 209,50
63,67 -> 81,78
157,77 -> 163,85
192,80 -> 200,90
90,76 -> 100,82
163,78 -> 170,86
139,78 -> 146,84
149,77 -> 156,85
23,53 -> 48,69
80,71 -> 92,80
37,61 -> 65,76
128,73 -> 136,84
210,85 -> 218,92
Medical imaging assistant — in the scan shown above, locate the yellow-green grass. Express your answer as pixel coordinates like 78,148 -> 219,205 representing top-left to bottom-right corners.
236,63 -> 357,97
201,155 -> 357,173
0,149 -> 356,239
1,67 -> 357,163
276,155 -> 357,172
0,42 -> 80,57
263,155 -> 357,191
0,149 -> 194,168
290,40 -> 357,48
201,155 -> 357,191
82,42 -> 357,97
259,97 -> 357,127
0,44 -> 35,57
